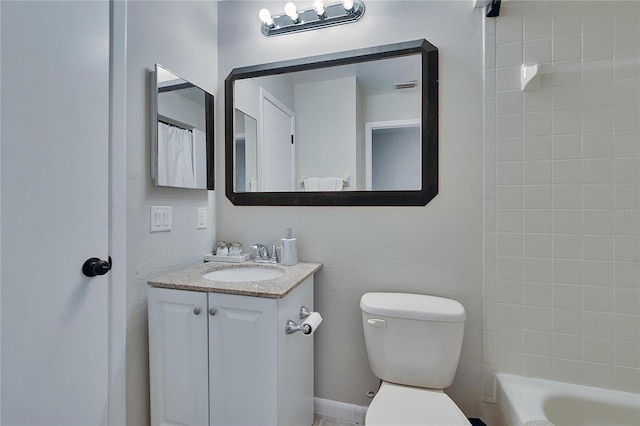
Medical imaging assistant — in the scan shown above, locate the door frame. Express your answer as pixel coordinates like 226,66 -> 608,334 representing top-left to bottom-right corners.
364,118 -> 421,190
109,1 -> 127,424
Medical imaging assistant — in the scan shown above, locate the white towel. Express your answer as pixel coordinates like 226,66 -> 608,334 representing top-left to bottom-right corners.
303,177 -> 320,191
303,177 -> 343,191
249,178 -> 258,192
319,177 -> 343,191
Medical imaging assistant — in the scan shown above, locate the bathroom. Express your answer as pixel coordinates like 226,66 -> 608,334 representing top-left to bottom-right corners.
0,0 -> 638,425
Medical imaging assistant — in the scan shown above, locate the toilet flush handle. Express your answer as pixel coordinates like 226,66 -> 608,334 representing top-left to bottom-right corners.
367,318 -> 386,328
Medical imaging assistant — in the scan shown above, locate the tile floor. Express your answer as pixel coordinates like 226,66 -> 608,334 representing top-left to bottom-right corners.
312,415 -> 358,426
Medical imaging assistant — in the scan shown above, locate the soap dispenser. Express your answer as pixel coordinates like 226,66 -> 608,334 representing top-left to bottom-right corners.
280,228 -> 298,266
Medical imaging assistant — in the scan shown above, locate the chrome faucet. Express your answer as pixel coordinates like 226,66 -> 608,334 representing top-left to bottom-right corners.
250,243 -> 279,263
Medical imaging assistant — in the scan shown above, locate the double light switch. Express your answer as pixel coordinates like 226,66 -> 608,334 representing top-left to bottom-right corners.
150,206 -> 172,232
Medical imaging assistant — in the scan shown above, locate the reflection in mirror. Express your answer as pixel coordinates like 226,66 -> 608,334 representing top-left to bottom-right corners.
366,119 -> 421,190
152,64 -> 214,190
234,55 -> 421,193
234,110 -> 258,192
225,39 -> 438,206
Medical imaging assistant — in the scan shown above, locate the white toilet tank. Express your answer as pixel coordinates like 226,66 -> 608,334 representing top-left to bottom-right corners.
361,292 -> 466,390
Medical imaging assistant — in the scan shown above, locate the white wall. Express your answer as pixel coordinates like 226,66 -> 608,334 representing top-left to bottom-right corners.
483,0 -> 640,402
158,90 -> 206,130
218,1 -> 484,416
295,77 -> 359,187
364,91 -> 421,123
235,74 -> 295,121
125,2 -> 218,424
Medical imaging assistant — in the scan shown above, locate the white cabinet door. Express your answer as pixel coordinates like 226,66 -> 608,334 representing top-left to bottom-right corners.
148,287 -> 209,426
277,278 -> 315,426
208,293 -> 278,426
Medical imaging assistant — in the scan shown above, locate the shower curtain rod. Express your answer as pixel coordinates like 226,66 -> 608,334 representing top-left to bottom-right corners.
159,120 -> 192,131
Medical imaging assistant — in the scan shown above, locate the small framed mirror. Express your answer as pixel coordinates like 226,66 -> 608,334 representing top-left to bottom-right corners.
225,39 -> 438,206
152,64 -> 214,190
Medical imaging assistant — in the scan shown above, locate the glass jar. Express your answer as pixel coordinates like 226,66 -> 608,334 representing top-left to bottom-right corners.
228,242 -> 243,256
215,241 -> 229,256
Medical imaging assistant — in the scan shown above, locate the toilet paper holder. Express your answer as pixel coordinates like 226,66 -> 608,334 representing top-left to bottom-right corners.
285,306 -> 321,335
299,306 -> 312,319
285,319 -> 312,335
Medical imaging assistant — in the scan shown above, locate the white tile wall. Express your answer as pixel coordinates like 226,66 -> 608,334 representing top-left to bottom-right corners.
483,1 -> 640,401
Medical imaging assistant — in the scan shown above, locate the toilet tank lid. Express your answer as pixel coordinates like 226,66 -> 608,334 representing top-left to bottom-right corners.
360,293 -> 466,322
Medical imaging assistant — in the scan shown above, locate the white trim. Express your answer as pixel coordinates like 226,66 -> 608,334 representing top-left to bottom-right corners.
0,2 -> 3,419
314,397 -> 368,425
108,0 -> 127,424
364,119 -> 421,190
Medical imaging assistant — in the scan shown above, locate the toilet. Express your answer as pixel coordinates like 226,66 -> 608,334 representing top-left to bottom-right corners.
360,292 -> 470,425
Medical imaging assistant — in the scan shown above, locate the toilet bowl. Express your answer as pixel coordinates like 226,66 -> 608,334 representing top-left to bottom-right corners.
366,382 -> 470,426
360,292 -> 469,426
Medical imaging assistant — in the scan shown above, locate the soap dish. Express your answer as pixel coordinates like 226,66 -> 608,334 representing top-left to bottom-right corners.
204,253 -> 251,263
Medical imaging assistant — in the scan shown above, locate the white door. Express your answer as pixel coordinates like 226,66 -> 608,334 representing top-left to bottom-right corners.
260,89 -> 295,191
148,288 -> 209,426
1,1 -> 111,424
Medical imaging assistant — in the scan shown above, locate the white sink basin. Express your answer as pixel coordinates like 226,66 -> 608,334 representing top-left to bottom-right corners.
202,267 -> 285,282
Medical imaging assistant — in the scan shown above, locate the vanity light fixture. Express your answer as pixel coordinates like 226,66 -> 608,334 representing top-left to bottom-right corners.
259,0 -> 365,37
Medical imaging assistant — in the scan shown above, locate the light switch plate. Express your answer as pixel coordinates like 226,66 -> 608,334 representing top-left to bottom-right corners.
151,206 -> 172,232
197,207 -> 207,229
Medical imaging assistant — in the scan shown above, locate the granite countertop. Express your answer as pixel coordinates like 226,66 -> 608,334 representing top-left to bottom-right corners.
147,261 -> 322,299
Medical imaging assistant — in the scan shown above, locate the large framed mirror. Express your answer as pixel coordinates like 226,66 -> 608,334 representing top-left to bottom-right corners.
225,39 -> 437,206
152,64 -> 215,190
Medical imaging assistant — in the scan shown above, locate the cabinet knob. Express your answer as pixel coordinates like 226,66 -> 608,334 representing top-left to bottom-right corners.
209,308 -> 217,316
193,307 -> 201,315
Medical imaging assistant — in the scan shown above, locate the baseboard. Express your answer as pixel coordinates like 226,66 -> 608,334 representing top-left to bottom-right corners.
314,397 -> 368,425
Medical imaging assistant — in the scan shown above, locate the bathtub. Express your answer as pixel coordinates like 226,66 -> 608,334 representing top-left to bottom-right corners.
495,373 -> 640,426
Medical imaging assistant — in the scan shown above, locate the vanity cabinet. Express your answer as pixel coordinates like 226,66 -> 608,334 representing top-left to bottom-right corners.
148,276 -> 314,426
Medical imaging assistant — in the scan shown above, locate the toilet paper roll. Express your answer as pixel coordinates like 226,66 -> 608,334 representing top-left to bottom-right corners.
301,312 -> 322,335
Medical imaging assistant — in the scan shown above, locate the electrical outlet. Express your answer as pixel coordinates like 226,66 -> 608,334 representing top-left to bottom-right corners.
197,207 -> 207,229
150,206 -> 172,232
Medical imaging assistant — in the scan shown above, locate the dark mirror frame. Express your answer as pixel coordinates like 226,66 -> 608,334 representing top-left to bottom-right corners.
152,64 -> 215,190
205,93 -> 216,190
225,39 -> 437,206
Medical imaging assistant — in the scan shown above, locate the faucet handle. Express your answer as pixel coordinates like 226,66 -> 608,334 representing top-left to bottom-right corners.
252,243 -> 269,258
271,244 -> 279,263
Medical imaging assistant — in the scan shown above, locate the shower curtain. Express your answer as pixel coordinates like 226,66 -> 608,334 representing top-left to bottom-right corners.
157,122 -> 196,188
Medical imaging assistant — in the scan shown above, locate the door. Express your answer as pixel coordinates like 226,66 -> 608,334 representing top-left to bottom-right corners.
148,288 -> 209,426
1,1 -> 111,424
260,88 -> 295,191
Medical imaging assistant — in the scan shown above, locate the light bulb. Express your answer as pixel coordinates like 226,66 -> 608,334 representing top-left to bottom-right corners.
313,0 -> 325,16
259,8 -> 274,26
342,0 -> 354,12
284,2 -> 299,21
